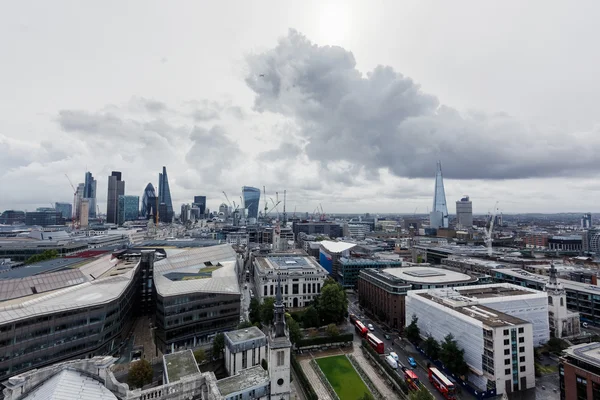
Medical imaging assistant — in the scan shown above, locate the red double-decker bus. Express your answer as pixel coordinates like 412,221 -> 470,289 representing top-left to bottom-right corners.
349,314 -> 357,324
355,320 -> 368,337
429,367 -> 456,399
366,332 -> 384,354
404,369 -> 420,391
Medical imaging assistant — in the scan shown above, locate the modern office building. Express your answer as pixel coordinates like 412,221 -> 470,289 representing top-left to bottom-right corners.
456,195 -> 473,229
430,161 -> 449,229
406,290 -> 536,395
224,326 -> 268,376
242,187 -> 260,221
54,203 -> 72,220
292,221 -> 343,239
0,210 -> 26,225
219,203 -> 229,218
548,235 -> 583,252
158,166 -> 174,222
581,213 -> 593,229
83,171 -> 97,218
493,268 -> 600,326
117,195 -> 139,225
559,342 -> 600,400
193,196 -> 207,216
106,171 -> 125,224
141,182 -> 158,221
358,266 -> 478,329
75,183 -> 85,220
24,210 -> 64,227
318,240 -> 356,278
253,253 -> 328,309
80,200 -> 89,227
338,258 -> 402,288
153,245 -> 242,353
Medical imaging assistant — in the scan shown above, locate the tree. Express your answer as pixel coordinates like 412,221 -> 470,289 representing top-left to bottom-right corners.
439,334 -> 469,376
249,298 -> 261,324
286,315 -> 303,345
326,323 -> 340,337
127,359 -> 153,389
546,337 -> 568,354
405,314 -> 421,343
212,333 -> 225,359
408,387 -> 434,400
422,335 -> 441,360
237,320 -> 253,329
193,348 -> 206,364
260,297 -> 276,326
315,280 -> 348,325
357,393 -> 375,400
303,306 -> 320,328
25,249 -> 59,265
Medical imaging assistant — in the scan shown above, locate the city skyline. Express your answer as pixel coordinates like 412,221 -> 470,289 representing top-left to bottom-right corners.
2,2 -> 600,214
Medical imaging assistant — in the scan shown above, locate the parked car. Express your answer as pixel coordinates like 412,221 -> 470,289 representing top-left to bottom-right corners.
407,356 -> 417,368
389,352 -> 399,362
384,333 -> 391,340
367,324 -> 374,331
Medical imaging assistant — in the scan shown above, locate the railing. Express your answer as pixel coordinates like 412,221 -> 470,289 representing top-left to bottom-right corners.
290,355 -> 318,400
347,354 -> 384,400
310,359 -> 340,400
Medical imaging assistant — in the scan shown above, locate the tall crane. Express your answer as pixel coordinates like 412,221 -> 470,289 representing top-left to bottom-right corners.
319,203 -> 326,221
222,191 -> 233,209
64,174 -> 78,229
484,201 -> 500,256
263,186 -> 268,220
97,205 -> 102,224
282,190 -> 287,225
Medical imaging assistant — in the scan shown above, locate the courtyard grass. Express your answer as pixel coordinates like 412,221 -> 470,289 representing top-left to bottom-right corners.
316,355 -> 371,400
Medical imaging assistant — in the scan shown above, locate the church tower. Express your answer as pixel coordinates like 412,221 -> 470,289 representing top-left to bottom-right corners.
268,278 -> 291,400
545,264 -> 580,338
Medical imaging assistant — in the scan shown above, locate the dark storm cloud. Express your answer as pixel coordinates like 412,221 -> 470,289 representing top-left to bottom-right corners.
245,29 -> 600,180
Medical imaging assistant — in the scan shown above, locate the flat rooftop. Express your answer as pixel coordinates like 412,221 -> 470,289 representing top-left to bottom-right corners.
383,267 -> 474,284
319,240 -> 357,253
417,292 -> 527,327
163,350 -> 200,383
494,268 -> 600,295
563,342 -> 600,369
216,366 -> 269,396
456,285 -> 533,299
255,255 -> 325,273
224,326 -> 265,344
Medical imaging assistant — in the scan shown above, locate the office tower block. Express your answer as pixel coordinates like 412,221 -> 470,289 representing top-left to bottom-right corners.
193,196 -> 206,216
83,172 -> 97,218
141,183 -> 157,220
581,213 -> 593,229
430,161 -> 449,229
118,195 -> 139,225
54,202 -> 72,220
242,186 -> 260,220
456,196 -> 473,229
158,166 -> 174,222
80,200 -> 89,228
106,171 -> 125,224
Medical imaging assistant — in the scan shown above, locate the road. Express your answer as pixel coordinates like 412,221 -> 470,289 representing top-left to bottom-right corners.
347,297 -> 474,400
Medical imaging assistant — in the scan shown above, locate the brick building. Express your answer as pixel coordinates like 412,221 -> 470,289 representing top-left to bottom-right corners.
560,342 -> 600,399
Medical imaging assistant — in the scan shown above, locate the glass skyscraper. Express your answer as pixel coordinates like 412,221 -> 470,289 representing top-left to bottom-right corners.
118,195 -> 139,225
107,171 -> 125,224
430,161 -> 449,229
242,186 -> 261,220
54,202 -> 72,220
141,182 -> 157,219
158,166 -> 174,222
83,171 -> 97,218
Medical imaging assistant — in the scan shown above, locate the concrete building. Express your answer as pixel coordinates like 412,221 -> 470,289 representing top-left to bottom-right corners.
358,266 -> 478,329
581,213 -> 593,229
456,196 -> 473,229
224,326 -> 268,376
548,235 -> 583,252
292,221 -> 343,240
406,290 -> 536,396
253,253 -> 328,309
79,199 -> 89,227
153,245 -> 242,353
559,342 -> 600,400
338,258 -> 402,288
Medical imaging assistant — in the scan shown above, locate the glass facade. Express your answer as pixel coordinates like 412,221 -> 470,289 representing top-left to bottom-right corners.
242,186 -> 260,220
54,203 -> 72,220
106,171 -> 125,224
430,161 -> 449,229
158,166 -> 174,221
118,195 -> 139,225
83,172 -> 97,218
141,183 -> 157,219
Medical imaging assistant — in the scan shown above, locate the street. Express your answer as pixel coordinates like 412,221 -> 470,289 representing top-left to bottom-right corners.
346,295 -> 474,400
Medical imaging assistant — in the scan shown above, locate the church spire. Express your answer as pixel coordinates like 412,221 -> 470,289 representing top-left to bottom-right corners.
545,263 -> 564,294
274,277 -> 286,337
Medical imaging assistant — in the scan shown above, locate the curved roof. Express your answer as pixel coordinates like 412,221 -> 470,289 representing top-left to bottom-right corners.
383,267 -> 474,284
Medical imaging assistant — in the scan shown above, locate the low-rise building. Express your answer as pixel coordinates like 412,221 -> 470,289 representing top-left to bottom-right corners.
253,253 -> 327,309
559,342 -> 600,400
358,266 -> 478,329
406,290 -> 536,396
224,326 -> 268,375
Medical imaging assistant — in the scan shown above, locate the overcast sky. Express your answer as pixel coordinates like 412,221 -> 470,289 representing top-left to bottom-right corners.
2,1 -> 600,215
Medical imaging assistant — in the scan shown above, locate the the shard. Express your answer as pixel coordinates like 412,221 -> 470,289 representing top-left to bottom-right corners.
158,166 -> 174,222
430,161 -> 449,229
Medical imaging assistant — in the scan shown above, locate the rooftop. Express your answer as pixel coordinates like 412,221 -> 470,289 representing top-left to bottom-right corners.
255,255 -> 326,274
224,326 -> 265,344
21,368 -> 117,400
494,268 -> 600,295
563,342 -> 600,369
153,244 -> 240,297
319,240 -> 357,253
0,257 -> 90,279
455,284 -> 534,299
381,266 -> 475,284
163,350 -> 200,384
216,366 -> 269,396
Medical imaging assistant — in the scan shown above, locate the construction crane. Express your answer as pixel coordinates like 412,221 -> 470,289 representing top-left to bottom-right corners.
319,203 -> 326,221
263,186 -> 269,220
484,201 -> 500,256
292,206 -> 297,219
97,205 -> 102,223
64,174 -> 78,229
269,198 -> 281,220
282,190 -> 287,225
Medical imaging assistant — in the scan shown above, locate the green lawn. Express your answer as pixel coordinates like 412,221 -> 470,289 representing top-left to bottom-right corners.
316,355 -> 371,400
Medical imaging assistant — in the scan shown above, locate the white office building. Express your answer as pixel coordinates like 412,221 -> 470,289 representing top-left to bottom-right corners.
406,290 -> 536,396
224,326 -> 268,376
253,254 -> 328,309
456,196 -> 473,229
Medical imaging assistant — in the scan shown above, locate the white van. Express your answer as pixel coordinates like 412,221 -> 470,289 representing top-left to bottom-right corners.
389,352 -> 399,362
385,355 -> 398,370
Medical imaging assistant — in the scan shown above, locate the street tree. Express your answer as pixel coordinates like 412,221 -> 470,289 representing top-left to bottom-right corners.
439,334 -> 469,376
405,314 -> 421,343
237,321 -> 253,329
315,280 -> 348,324
422,335 -> 441,360
409,387 -> 434,400
260,297 -> 276,326
249,298 -> 261,324
286,315 -> 303,345
326,323 -> 340,337
127,359 -> 153,389
302,306 -> 320,328
212,333 -> 225,359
